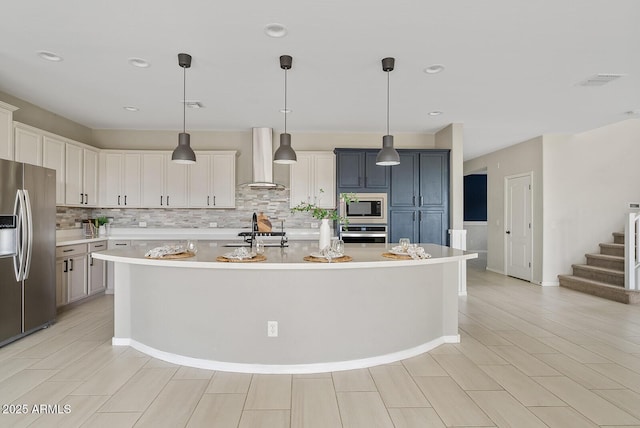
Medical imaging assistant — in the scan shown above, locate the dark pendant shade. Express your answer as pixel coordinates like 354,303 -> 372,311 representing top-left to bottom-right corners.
172,132 -> 196,164
376,134 -> 400,166
274,133 -> 297,164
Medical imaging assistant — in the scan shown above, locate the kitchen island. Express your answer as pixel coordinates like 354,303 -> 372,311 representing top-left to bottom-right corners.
93,242 -> 476,374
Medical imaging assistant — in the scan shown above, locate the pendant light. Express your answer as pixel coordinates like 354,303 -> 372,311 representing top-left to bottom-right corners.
171,53 -> 196,164
274,55 -> 297,164
376,57 -> 400,166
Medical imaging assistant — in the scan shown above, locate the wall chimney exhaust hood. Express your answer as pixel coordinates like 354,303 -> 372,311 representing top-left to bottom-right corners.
245,127 -> 284,189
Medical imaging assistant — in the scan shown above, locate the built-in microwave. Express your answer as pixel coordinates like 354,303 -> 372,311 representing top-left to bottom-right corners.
339,193 -> 387,224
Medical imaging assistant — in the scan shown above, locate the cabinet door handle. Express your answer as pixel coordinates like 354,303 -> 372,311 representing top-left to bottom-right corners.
90,256 -> 94,267
166,195 -> 169,206
420,196 -> 424,206
213,195 -> 216,206
118,195 -> 121,205
160,196 -> 163,206
85,193 -> 88,205
69,258 -> 74,271
412,212 -> 416,222
63,260 -> 68,273
80,193 -> 83,204
419,211 -> 422,221
207,196 -> 210,206
124,195 -> 127,205
412,196 -> 415,206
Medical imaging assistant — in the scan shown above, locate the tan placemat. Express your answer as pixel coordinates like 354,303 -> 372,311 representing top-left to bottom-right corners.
145,251 -> 196,260
382,252 -> 412,260
303,255 -> 353,263
216,254 -> 267,263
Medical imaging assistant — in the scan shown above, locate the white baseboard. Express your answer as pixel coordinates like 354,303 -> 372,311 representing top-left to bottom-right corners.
111,335 -> 459,374
486,267 -> 505,275
539,281 -> 560,287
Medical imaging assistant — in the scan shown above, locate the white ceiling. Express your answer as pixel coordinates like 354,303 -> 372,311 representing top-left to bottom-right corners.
1,0 -> 638,160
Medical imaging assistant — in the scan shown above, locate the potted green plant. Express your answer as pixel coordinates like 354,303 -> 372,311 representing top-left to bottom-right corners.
291,191 -> 357,249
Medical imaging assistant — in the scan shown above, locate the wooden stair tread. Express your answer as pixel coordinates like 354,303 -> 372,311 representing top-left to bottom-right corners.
572,264 -> 624,276
558,275 -> 640,304
600,243 -> 624,248
559,274 -> 624,289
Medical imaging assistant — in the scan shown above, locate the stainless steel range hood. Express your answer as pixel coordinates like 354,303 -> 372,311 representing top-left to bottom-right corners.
246,127 -> 284,189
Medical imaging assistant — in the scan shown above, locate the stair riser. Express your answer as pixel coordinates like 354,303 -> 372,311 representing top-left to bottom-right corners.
572,266 -> 624,286
613,234 -> 624,245
558,276 -> 636,304
585,256 -> 624,271
600,246 -> 624,257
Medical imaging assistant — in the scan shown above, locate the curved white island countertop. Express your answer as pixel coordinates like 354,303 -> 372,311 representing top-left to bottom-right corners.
93,242 -> 476,374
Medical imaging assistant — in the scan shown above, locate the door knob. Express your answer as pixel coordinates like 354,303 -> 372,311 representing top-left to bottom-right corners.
506,230 -> 511,234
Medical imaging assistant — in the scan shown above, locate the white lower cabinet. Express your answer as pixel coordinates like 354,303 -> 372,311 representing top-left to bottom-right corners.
88,242 -> 107,295
56,240 -> 107,308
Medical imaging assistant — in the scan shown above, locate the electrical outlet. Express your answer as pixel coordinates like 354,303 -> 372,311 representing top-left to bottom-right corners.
209,222 -> 218,228
139,221 -> 147,228
267,321 -> 278,337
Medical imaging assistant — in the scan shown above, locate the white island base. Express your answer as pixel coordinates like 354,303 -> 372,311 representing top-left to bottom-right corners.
97,243 -> 475,374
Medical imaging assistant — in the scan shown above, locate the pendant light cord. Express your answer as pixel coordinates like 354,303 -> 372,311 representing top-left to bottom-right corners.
284,68 -> 288,134
183,66 -> 186,133
386,71 -> 390,135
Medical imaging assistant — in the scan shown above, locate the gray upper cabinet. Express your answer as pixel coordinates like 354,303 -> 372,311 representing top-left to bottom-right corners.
335,149 -> 389,192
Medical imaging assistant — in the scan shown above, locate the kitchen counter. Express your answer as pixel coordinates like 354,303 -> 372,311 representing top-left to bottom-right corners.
56,227 -> 323,246
95,242 -> 475,374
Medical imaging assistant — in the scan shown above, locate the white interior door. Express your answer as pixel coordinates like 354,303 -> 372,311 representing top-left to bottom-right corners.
506,174 -> 532,281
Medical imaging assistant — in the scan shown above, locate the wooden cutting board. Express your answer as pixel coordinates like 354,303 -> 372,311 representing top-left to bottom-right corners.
257,212 -> 272,232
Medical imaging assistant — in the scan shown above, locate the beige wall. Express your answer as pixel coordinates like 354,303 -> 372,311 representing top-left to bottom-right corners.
0,90 -> 92,143
92,128 -> 436,187
542,119 -> 640,284
435,124 -> 464,230
464,137 -> 544,284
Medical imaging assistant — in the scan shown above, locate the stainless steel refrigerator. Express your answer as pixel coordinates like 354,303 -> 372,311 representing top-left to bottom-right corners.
0,158 -> 56,347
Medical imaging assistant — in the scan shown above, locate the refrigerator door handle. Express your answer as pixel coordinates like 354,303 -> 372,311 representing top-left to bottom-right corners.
13,190 -> 25,281
23,190 -> 33,280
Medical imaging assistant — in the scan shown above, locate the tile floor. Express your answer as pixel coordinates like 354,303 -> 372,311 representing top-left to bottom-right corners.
1,261 -> 640,427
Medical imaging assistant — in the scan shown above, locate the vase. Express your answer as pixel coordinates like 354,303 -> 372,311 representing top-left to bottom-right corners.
319,218 -> 331,250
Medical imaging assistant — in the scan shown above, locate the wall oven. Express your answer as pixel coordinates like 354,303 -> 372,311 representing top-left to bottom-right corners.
340,225 -> 387,244
339,193 -> 387,224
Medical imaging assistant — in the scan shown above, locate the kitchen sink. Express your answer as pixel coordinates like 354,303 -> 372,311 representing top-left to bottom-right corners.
223,242 -> 288,248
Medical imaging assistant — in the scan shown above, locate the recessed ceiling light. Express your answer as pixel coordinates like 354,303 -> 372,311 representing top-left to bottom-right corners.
123,106 -> 139,112
428,111 -> 443,116
424,64 -> 445,74
279,108 -> 292,114
37,51 -> 63,62
264,23 -> 288,38
128,57 -> 150,68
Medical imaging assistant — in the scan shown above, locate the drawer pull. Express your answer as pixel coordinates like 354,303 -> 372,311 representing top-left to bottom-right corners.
63,249 -> 74,253
115,243 -> 127,246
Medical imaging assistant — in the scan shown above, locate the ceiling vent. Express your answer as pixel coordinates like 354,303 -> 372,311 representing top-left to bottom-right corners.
578,74 -> 625,87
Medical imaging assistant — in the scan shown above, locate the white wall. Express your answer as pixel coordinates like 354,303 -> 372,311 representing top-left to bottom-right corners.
542,119 -> 640,284
464,137 -> 544,284
435,124 -> 464,230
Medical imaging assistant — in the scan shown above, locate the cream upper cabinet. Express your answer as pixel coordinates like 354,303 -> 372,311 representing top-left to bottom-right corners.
188,151 -> 236,208
141,152 -> 188,208
0,101 -> 18,161
65,143 -> 98,207
14,124 -> 42,166
42,136 -> 66,205
289,151 -> 336,209
100,151 -> 141,207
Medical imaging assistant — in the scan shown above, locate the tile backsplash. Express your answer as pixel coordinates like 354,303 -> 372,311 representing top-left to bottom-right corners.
57,187 -> 319,230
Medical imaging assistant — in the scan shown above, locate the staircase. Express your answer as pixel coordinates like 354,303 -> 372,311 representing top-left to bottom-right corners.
558,232 -> 640,304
